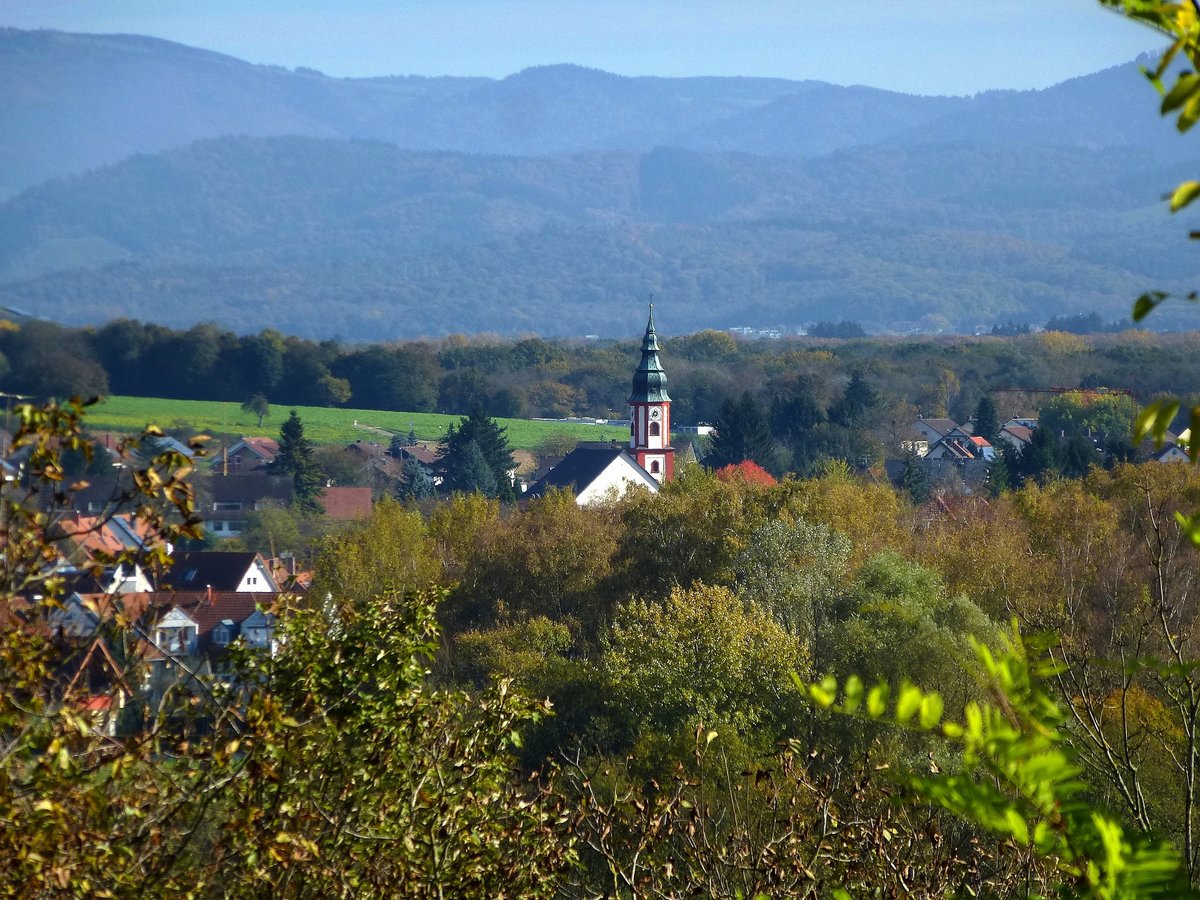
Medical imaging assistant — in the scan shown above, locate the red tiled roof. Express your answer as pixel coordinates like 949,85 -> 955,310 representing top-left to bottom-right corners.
57,514 -> 155,560
320,486 -> 372,520
140,591 -> 279,660
242,437 -> 279,459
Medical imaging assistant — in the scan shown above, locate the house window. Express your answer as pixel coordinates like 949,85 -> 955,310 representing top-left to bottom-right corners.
649,422 -> 660,437
213,501 -> 242,511
247,576 -> 257,586
157,626 -> 195,654
650,460 -> 660,474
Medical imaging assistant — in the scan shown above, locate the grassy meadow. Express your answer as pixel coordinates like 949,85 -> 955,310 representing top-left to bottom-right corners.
88,395 -> 628,450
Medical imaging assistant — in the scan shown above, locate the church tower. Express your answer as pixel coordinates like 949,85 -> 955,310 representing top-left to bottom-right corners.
629,304 -> 674,483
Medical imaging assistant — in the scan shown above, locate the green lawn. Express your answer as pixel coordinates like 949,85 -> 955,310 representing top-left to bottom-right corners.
89,396 -> 628,450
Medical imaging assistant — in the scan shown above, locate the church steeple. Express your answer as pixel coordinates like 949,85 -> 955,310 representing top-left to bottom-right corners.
629,303 -> 674,483
629,303 -> 671,404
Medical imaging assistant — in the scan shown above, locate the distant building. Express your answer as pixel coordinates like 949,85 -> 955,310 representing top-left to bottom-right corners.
627,305 -> 675,484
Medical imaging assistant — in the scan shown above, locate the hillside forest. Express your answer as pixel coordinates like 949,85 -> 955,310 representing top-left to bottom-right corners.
3,29 -> 1200,337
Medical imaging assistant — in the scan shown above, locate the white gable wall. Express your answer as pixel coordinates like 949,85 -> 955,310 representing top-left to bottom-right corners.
236,558 -> 278,592
575,457 -> 660,506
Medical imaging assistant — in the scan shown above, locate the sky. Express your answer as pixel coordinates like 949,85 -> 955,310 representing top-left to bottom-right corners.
0,1 -> 1168,95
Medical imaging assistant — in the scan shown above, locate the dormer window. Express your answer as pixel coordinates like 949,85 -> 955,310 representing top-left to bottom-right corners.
213,619 -> 236,646
157,626 -> 196,655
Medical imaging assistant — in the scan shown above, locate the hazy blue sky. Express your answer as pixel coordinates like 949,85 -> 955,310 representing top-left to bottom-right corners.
1,1 -> 1166,95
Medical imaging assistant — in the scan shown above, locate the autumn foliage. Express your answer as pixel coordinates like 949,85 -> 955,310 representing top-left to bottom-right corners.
714,460 -> 777,485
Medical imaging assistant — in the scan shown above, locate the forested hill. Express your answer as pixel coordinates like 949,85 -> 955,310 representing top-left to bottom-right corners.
0,28 -> 1188,199
1,135 -> 1198,339
3,28 -> 1199,339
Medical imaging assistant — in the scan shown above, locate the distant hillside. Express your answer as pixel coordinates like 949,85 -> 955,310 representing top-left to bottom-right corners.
0,29 -> 803,198
0,29 -> 1187,198
2,134 -> 1197,338
3,28 -> 1199,338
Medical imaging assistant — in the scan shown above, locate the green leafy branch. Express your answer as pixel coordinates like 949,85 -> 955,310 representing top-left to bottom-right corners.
799,630 -> 1194,899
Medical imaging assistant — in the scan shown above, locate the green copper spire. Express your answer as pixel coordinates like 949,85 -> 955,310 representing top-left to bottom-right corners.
629,303 -> 670,403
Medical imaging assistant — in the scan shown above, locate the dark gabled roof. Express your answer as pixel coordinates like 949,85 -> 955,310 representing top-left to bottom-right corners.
1001,424 -> 1034,444
207,473 -> 293,505
917,418 -> 960,437
398,445 -> 438,466
160,551 -> 273,593
526,445 -> 638,498
207,437 -> 278,468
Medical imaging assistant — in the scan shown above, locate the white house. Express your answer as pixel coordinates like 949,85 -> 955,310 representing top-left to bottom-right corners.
525,444 -> 660,506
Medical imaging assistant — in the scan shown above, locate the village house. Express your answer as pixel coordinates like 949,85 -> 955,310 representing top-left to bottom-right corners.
204,472 -> 293,536
159,550 -> 278,593
208,437 -> 279,475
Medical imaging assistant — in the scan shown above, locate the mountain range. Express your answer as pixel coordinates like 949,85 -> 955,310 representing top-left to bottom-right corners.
1,27 -> 1198,339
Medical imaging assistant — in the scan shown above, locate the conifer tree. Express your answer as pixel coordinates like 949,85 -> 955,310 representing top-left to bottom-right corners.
972,395 -> 1000,445
829,371 -> 878,427
899,452 -> 932,504
707,392 -> 780,473
986,446 -> 1014,497
274,409 -> 323,511
435,406 -> 515,499
397,457 -> 436,501
450,440 -> 498,497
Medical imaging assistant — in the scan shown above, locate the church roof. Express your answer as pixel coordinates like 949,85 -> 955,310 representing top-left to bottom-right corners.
526,444 -> 654,499
629,305 -> 670,404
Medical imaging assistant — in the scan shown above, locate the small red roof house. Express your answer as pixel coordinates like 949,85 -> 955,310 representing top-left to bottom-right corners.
320,486 -> 373,520
57,513 -> 154,561
209,437 -> 279,475
968,435 -> 997,460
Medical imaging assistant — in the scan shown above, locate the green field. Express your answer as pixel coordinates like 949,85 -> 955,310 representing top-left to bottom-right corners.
89,396 -> 628,450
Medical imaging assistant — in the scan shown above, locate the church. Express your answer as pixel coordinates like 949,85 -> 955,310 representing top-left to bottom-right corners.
525,307 -> 675,505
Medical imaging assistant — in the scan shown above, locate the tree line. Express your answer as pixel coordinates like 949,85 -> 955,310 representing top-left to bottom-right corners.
3,316 -> 1200,432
